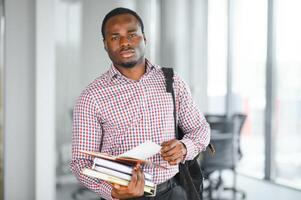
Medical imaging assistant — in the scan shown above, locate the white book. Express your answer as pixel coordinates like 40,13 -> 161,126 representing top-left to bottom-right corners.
80,141 -> 166,170
94,165 -> 155,187
83,168 -> 156,196
93,157 -> 153,181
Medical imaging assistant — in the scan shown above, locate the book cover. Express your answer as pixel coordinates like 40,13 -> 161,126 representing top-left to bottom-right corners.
93,157 -> 153,181
94,165 -> 155,187
83,168 -> 156,195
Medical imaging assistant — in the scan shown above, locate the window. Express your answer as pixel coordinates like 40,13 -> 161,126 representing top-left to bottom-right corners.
231,0 -> 268,178
273,0 -> 301,189
207,0 -> 228,114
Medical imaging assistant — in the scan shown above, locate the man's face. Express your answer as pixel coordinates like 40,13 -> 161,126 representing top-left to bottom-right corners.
103,14 -> 146,69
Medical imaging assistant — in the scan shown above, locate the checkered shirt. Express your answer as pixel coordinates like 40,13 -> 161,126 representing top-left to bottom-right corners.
70,59 -> 210,200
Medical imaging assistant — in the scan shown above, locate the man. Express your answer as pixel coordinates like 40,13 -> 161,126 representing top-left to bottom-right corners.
70,7 -> 210,200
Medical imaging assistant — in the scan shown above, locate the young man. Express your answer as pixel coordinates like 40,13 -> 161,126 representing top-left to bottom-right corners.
70,7 -> 210,200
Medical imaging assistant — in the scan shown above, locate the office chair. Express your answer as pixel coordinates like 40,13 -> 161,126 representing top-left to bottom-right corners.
201,114 -> 247,200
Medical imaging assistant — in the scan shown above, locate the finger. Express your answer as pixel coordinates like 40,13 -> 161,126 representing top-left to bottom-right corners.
113,183 -> 120,189
161,143 -> 184,158
112,183 -> 127,190
162,139 -> 178,148
128,167 -> 142,193
163,141 -> 187,157
161,141 -> 178,154
111,184 -> 128,198
111,188 -> 118,198
163,150 -> 183,162
161,139 -> 176,147
134,162 -> 141,170
161,141 -> 168,146
169,157 -> 182,165
130,168 -> 138,186
161,140 -> 173,147
135,169 -> 145,196
135,168 -> 145,187
162,149 -> 178,160
161,144 -> 182,157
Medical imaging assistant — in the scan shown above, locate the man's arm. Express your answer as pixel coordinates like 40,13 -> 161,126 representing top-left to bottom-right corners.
176,75 -> 210,160
70,90 -> 115,200
161,74 -> 210,164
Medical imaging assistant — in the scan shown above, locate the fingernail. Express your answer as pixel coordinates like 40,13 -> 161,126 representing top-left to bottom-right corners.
114,184 -> 120,189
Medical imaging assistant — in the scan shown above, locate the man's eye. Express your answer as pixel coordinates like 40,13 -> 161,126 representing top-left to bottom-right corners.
111,36 -> 119,41
128,33 -> 136,39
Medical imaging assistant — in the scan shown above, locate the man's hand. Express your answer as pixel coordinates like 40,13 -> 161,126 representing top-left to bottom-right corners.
111,164 -> 145,199
161,139 -> 187,165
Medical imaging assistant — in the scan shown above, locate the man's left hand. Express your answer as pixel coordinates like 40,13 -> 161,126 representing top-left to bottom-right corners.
161,139 -> 187,165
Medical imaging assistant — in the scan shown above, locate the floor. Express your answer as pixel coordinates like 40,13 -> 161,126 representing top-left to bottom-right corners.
57,173 -> 301,200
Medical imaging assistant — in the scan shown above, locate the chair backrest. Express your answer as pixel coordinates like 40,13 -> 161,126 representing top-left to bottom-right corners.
204,115 -> 232,133
201,113 -> 247,175
232,113 -> 247,160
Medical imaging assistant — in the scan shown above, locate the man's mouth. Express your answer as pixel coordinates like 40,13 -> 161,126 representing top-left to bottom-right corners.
120,49 -> 135,58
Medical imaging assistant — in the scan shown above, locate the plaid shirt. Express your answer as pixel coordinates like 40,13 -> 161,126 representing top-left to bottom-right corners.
70,59 -> 210,200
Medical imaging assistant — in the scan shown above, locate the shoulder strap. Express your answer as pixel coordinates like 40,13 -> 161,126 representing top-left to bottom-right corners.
162,68 -> 215,154
161,67 -> 174,93
162,67 -> 179,139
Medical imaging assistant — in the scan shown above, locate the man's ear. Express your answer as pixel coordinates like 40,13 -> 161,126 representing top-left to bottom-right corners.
103,39 -> 108,51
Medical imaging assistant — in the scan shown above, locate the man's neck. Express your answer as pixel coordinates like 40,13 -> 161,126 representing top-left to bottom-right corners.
115,60 -> 146,81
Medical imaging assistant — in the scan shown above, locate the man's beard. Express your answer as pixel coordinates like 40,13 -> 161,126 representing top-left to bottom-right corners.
119,61 -> 138,68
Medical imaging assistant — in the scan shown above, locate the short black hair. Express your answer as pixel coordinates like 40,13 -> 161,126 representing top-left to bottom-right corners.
101,7 -> 144,39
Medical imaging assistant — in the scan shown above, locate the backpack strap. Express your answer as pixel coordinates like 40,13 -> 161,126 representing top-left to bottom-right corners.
161,67 -> 174,93
161,67 -> 215,154
162,67 -> 178,139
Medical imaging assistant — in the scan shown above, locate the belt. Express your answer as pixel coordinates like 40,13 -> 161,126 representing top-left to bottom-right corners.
146,176 -> 178,197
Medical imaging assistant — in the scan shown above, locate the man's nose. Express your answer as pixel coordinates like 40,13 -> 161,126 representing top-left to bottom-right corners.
119,36 -> 130,47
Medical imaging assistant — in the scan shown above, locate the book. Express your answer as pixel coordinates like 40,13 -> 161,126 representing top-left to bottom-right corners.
93,157 -> 153,181
94,165 -> 155,187
83,168 -> 156,195
80,140 -> 163,196
80,140 -> 165,168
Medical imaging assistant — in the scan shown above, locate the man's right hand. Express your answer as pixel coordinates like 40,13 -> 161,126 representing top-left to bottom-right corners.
111,164 -> 145,199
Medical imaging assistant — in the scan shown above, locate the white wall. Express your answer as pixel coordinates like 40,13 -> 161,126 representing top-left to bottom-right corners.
35,0 -> 56,199
159,0 -> 208,112
4,0 -> 36,199
4,0 -> 57,199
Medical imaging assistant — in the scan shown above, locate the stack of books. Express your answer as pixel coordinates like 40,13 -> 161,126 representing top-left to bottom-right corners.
83,156 -> 156,194
81,141 -> 163,196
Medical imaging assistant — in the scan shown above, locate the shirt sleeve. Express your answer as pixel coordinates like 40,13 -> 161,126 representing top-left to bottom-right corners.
174,75 -> 211,161
69,89 -> 116,200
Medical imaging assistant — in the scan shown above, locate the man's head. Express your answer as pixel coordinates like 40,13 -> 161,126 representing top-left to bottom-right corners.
101,7 -> 144,40
101,7 -> 146,69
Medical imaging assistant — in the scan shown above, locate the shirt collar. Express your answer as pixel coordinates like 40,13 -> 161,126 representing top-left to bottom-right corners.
107,58 -> 157,82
